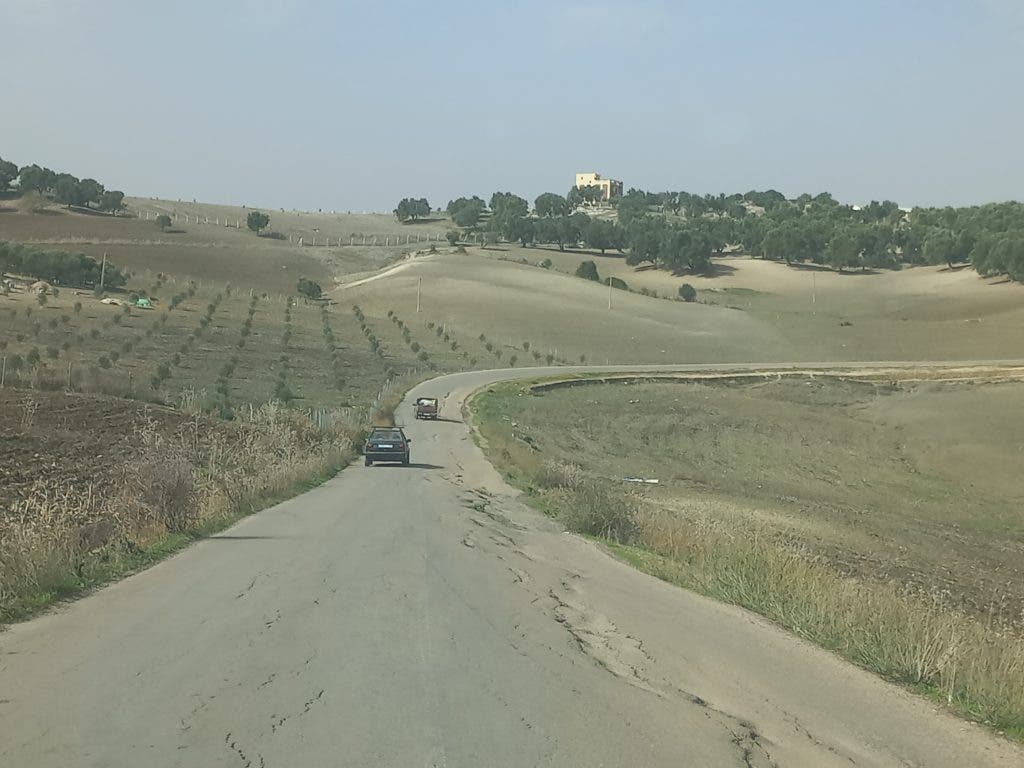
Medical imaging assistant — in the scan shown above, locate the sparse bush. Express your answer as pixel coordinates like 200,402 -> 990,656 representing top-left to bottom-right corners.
538,258 -> 552,269
679,283 -> 697,302
73,301 -> 82,315
98,355 -> 111,369
605,276 -> 628,290
127,455 -> 198,532
575,260 -> 600,282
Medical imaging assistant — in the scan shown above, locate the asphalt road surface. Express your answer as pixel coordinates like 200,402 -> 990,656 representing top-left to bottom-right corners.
2,364 -> 1022,767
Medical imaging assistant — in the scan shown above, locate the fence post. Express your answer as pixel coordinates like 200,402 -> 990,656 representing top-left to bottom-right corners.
1,356 -> 5,388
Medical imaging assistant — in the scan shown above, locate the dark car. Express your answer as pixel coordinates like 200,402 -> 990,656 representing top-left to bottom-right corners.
364,427 -> 411,466
414,397 -> 439,420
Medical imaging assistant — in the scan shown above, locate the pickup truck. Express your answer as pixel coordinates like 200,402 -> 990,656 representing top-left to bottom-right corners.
414,397 -> 439,420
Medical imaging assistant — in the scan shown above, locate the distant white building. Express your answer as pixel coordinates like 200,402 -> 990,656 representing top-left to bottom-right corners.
574,172 -> 623,201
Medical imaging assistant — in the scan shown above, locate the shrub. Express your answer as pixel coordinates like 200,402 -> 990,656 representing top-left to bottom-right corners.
297,277 -> 322,300
73,301 -> 82,315
679,283 -> 697,302
605,276 -> 628,290
575,260 -> 600,282
538,258 -> 552,269
98,355 -> 111,369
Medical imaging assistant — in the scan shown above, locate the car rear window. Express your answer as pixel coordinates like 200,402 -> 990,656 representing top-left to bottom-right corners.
370,430 -> 403,441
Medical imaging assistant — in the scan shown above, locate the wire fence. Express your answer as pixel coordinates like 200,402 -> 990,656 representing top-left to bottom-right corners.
132,208 -> 447,247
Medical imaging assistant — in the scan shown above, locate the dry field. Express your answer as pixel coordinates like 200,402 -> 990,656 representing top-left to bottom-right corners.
5,195 -> 1024,728
471,370 -> 1024,734
477,245 -> 1024,362
475,373 -> 1024,629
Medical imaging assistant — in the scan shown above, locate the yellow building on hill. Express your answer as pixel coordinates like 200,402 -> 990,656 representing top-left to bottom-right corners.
574,172 -> 623,201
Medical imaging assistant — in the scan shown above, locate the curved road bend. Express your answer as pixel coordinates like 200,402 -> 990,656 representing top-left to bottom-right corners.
2,363 -> 1023,767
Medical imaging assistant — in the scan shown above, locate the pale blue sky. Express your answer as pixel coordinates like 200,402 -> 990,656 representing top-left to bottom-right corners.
3,1 -> 1022,210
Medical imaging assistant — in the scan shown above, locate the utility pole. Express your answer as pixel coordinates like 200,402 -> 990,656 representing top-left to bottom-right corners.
416,277 -> 421,313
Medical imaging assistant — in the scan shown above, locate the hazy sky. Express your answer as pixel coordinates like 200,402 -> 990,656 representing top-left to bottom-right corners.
3,1 -> 1022,210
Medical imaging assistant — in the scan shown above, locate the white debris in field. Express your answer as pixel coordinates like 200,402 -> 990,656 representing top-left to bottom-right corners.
623,477 -> 659,484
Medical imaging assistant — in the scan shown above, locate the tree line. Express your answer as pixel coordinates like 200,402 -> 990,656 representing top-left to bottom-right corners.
415,186 -> 1024,282
0,240 -> 127,289
0,155 -> 125,213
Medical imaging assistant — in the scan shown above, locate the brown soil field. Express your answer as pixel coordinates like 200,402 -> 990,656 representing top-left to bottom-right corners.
0,389 -> 201,512
0,201 -> 444,295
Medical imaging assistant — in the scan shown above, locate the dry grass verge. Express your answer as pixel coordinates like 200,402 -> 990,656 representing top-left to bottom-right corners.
471,384 -> 1024,740
1,398 -> 356,623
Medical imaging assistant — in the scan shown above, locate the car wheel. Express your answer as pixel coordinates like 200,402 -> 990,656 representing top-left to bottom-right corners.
365,457 -> 373,466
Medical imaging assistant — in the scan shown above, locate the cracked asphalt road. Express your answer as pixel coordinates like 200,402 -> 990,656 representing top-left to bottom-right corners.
2,364 -> 1022,767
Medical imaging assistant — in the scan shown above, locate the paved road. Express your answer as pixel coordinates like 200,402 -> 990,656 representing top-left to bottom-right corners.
2,364 -> 1022,767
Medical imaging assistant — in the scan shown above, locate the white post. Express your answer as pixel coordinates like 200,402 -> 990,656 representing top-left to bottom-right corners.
416,277 -> 421,313
1,356 -> 5,388
100,253 -> 108,291
608,278 -> 613,310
